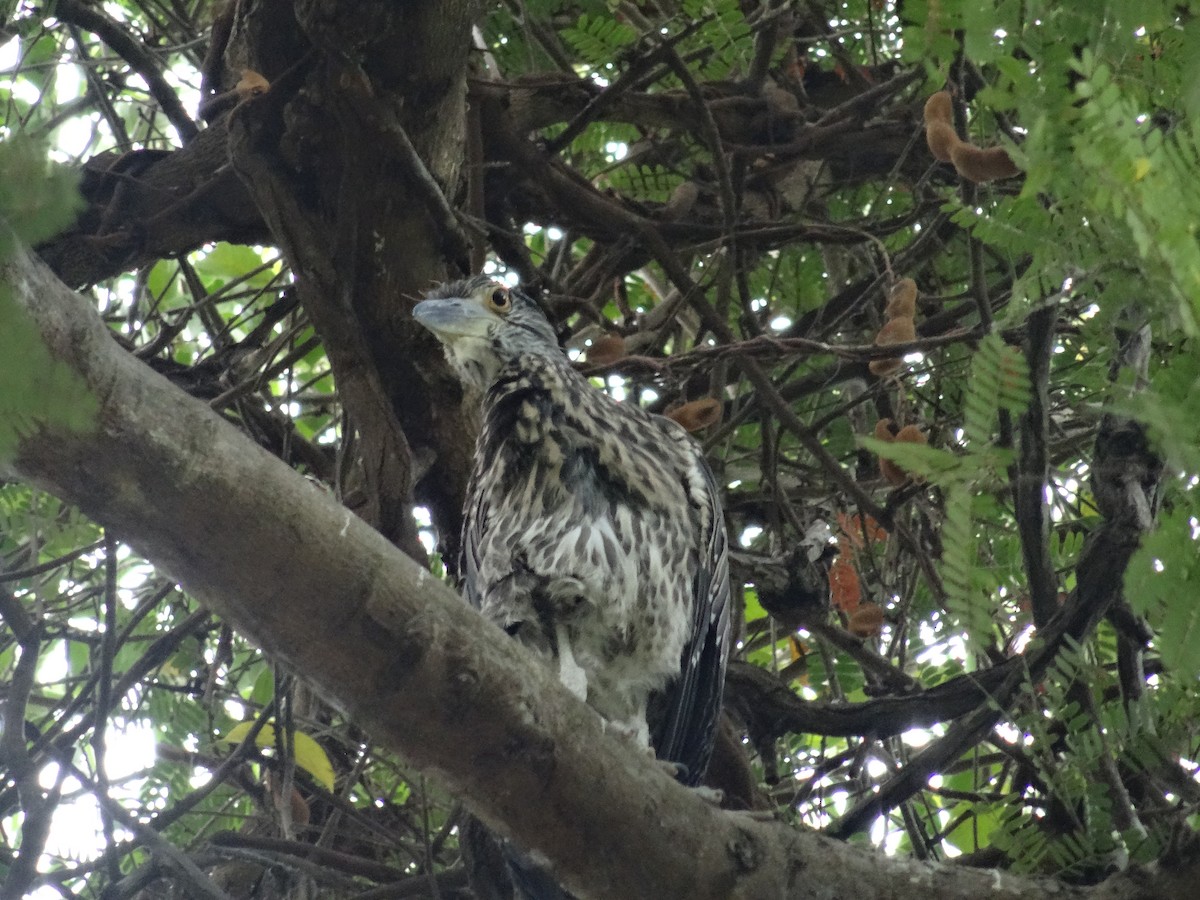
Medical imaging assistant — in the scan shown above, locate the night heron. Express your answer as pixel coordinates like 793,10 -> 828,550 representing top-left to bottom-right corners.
414,275 -> 730,894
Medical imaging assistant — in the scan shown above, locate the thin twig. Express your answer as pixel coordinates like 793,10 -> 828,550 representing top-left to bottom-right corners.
55,0 -> 199,142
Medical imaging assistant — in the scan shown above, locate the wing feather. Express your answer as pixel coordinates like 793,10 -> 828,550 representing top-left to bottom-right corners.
649,431 -> 730,784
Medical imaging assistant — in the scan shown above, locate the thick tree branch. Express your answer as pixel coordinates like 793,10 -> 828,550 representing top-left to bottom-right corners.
36,117 -> 268,288
221,1 -> 482,559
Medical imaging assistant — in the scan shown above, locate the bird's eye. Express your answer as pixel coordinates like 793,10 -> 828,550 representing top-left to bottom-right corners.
487,287 -> 511,314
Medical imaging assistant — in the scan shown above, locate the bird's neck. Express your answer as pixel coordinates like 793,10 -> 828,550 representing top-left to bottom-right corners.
485,353 -> 579,407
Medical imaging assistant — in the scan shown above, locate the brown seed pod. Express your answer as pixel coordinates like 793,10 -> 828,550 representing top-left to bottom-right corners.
950,142 -> 1020,183
879,457 -> 907,486
267,771 -> 312,827
874,315 -> 917,346
925,120 -> 962,163
848,602 -> 886,637
884,278 -> 918,320
873,419 -> 904,483
585,332 -> 626,366
869,357 -> 904,377
923,92 -> 961,162
236,69 -> 270,97
923,90 -> 953,126
666,397 -> 722,432
868,316 -> 917,376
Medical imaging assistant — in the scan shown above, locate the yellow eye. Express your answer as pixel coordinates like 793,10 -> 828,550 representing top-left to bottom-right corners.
487,286 -> 511,313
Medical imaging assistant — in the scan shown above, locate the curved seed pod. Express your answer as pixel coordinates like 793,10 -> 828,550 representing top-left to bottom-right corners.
666,397 -> 723,433
585,332 -> 626,366
848,601 -> 885,637
950,142 -> 1021,183
923,90 -> 953,125
925,120 -> 961,163
874,316 -> 916,345
868,316 -> 917,376
884,278 -> 918,320
923,91 -> 960,162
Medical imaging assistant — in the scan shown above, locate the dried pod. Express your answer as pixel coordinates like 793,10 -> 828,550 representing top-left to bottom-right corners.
869,357 -> 904,377
666,397 -> 722,433
874,419 -> 903,482
884,278 -> 918,320
267,771 -> 312,827
925,120 -> 961,163
848,602 -> 885,637
868,316 -> 917,376
879,423 -> 927,484
923,92 -> 960,163
874,315 -> 917,346
950,142 -> 1020,183
585,332 -> 626,366
923,90 -> 954,126
236,69 -> 270,97
879,456 -> 907,486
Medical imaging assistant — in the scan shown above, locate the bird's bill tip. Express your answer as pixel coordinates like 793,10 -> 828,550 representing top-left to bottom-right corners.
412,297 -> 494,340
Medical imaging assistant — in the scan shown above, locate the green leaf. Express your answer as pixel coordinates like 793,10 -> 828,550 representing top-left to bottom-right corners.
0,139 -> 98,463
0,137 -> 83,251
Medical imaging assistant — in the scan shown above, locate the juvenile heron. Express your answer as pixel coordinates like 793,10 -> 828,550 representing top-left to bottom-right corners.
414,275 -> 730,893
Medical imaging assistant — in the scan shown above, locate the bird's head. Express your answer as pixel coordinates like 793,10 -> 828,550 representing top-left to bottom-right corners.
413,275 -> 561,390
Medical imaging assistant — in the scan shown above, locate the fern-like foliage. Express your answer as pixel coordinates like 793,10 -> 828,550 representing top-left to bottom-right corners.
561,14 -> 639,68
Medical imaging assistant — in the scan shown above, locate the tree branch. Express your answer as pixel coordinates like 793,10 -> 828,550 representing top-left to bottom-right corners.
51,0 -> 200,143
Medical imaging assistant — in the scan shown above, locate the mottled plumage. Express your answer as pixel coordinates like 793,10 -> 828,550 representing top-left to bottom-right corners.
413,275 -> 730,785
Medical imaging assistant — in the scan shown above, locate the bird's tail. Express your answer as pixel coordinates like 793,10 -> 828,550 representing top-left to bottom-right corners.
504,845 -> 573,900
461,814 -> 572,899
